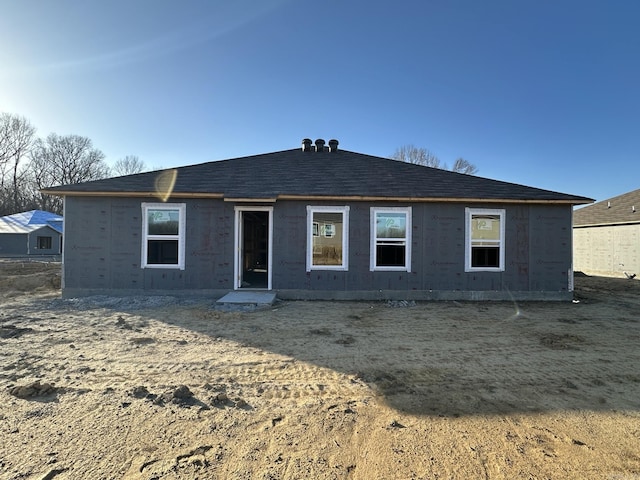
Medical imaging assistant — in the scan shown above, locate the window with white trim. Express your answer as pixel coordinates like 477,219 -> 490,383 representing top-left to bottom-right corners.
307,206 -> 349,271
370,207 -> 411,271
142,203 -> 186,269
465,208 -> 505,271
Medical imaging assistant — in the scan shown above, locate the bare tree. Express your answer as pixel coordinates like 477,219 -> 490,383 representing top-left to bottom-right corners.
111,155 -> 146,176
0,113 -> 36,214
391,145 -> 442,168
391,145 -> 478,175
28,133 -> 110,213
451,157 -> 478,175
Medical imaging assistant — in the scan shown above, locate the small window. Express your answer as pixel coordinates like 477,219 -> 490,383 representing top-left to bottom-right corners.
306,206 -> 349,271
37,236 -> 52,249
465,208 -> 505,271
370,207 -> 411,271
142,203 -> 186,269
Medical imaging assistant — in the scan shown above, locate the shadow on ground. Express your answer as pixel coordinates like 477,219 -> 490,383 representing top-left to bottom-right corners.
11,263 -> 640,418
116,275 -> 640,417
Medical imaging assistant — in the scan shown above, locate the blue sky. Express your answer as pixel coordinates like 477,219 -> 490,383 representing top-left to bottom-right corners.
1,0 -> 638,203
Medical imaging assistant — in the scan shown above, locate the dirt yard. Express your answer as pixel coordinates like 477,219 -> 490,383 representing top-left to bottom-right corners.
1,260 -> 639,480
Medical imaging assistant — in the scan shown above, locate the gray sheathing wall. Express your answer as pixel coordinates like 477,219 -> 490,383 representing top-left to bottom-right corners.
62,196 -> 235,294
0,228 -> 61,256
62,196 -> 573,300
0,233 -> 28,255
27,227 -> 62,255
573,223 -> 640,278
274,201 -> 572,300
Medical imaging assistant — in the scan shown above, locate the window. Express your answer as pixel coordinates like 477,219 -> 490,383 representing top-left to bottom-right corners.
142,203 -> 186,269
37,236 -> 52,249
465,208 -> 505,271
370,207 -> 411,271
307,206 -> 349,271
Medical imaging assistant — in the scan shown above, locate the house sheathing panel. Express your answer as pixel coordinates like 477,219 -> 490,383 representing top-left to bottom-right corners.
573,188 -> 640,278
574,224 -> 640,277
61,196 -> 575,300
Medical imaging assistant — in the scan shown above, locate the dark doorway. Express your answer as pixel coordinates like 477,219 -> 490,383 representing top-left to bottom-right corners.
240,210 -> 269,289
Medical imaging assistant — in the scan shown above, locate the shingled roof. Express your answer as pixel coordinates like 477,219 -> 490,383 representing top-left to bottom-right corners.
42,144 -> 592,205
574,188 -> 640,226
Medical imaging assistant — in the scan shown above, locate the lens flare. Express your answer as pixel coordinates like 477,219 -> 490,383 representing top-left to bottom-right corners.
154,169 -> 177,202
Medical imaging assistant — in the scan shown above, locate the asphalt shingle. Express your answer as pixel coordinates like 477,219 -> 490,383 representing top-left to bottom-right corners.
574,189 -> 640,226
42,148 -> 592,204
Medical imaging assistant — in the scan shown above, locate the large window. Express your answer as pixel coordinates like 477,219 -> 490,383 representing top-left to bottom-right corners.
370,207 -> 411,271
142,203 -> 186,269
307,206 -> 349,271
465,208 -> 505,271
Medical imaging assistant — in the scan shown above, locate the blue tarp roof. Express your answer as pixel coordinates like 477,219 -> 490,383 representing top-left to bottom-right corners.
0,210 -> 63,234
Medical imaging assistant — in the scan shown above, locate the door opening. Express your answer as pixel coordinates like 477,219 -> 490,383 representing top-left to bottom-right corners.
237,209 -> 271,289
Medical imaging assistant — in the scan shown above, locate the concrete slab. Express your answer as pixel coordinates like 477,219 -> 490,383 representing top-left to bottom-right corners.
216,291 -> 277,305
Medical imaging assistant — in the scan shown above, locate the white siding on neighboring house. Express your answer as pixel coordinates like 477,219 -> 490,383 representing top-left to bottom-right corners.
574,224 -> 640,277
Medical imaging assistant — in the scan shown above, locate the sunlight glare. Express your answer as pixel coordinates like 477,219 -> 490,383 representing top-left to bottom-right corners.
154,169 -> 178,202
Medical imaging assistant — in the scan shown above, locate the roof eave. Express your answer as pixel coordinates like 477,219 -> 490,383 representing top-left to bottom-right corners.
40,189 -> 225,199
277,194 -> 590,204
41,189 -> 591,205
574,220 -> 640,228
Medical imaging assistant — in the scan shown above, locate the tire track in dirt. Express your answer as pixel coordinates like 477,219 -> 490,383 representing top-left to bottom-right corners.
3,271 -> 640,479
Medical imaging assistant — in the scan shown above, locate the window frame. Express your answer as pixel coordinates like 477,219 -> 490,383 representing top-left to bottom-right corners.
37,236 -> 52,250
370,206 -> 412,272
465,207 -> 505,272
141,202 -> 186,270
306,206 -> 349,272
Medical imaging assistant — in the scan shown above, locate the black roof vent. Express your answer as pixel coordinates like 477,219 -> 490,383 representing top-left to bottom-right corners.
328,139 -> 339,152
301,138 -> 313,152
314,138 -> 326,152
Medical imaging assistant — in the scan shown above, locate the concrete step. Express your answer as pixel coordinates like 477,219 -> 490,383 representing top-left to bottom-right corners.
216,291 -> 277,306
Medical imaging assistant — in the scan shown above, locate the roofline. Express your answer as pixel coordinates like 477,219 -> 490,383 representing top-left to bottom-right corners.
574,220 -> 640,228
224,197 -> 277,203
0,224 -> 62,235
277,195 -> 590,205
40,189 -> 592,205
40,190 -> 225,199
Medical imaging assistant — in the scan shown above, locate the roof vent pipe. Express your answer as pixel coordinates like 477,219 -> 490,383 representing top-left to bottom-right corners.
314,138 -> 326,152
328,139 -> 339,152
301,138 -> 313,152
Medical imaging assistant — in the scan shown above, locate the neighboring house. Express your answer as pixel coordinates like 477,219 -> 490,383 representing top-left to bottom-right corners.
573,188 -> 640,278
42,139 -> 592,300
0,210 -> 63,257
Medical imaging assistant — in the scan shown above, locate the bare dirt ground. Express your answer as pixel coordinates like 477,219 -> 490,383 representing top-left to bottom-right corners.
1,261 -> 639,480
